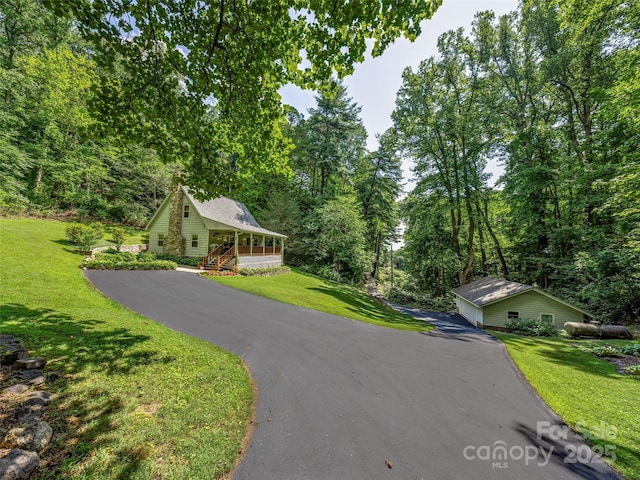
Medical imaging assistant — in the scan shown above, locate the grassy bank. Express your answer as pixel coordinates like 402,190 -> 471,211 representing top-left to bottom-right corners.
0,218 -> 253,479
495,333 -> 639,479
207,269 -> 432,332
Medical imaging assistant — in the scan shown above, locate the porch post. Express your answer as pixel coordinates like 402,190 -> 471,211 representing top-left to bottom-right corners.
250,233 -> 253,256
263,235 -> 265,256
234,230 -> 239,266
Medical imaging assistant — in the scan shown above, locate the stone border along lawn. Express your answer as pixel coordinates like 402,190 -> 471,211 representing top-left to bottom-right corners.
0,218 -> 254,479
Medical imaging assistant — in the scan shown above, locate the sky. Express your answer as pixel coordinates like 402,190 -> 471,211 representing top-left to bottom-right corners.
279,0 -> 520,191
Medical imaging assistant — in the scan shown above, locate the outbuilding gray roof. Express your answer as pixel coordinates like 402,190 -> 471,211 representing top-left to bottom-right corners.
183,187 -> 286,238
452,277 -> 532,307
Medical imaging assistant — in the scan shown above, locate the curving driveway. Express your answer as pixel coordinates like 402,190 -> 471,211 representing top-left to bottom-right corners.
85,270 -> 621,480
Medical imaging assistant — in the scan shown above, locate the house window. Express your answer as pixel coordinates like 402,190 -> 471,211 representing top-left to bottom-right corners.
158,233 -> 165,246
245,238 -> 251,246
183,205 -> 190,218
540,313 -> 554,323
507,311 -> 520,320
191,234 -> 198,248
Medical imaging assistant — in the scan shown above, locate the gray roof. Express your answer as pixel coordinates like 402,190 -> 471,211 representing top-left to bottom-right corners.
183,187 -> 286,238
452,277 -> 532,307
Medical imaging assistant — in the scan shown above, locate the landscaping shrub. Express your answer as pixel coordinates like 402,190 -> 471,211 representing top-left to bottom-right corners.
505,317 -> 558,337
588,345 -> 625,357
153,253 -> 202,267
315,265 -> 344,283
65,222 -> 104,252
239,266 -> 291,277
82,249 -> 176,270
623,365 -> 640,375
385,286 -> 455,312
111,227 -> 126,251
620,342 -> 640,357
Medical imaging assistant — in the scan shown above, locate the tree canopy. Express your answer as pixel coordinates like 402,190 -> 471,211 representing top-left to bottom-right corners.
42,0 -> 442,196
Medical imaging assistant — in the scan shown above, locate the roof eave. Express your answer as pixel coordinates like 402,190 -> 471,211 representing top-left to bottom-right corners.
452,286 -> 533,308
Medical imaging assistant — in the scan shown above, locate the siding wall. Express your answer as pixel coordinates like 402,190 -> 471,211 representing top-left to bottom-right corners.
457,297 -> 483,327
181,197 -> 208,258
483,291 -> 584,329
148,201 -> 170,255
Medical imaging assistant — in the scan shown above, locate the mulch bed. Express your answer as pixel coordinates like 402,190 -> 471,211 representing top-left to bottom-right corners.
601,355 -> 640,375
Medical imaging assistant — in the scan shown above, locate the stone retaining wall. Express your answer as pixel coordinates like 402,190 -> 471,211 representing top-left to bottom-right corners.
92,244 -> 149,255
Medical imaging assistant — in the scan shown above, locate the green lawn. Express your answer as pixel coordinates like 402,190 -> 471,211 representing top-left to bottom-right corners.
0,218 -> 253,479
207,269 -> 433,332
495,333 -> 640,479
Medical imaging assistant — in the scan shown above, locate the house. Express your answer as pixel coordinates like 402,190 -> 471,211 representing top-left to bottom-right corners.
452,276 -> 593,330
147,183 -> 286,270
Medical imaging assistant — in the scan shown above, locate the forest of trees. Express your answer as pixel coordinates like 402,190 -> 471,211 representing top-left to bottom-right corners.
394,0 -> 639,322
1,0 -> 638,324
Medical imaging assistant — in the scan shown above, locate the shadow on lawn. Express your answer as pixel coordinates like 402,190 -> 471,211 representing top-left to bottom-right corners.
308,285 -> 431,330
52,238 -> 87,255
0,303 -> 176,478
499,335 -> 624,379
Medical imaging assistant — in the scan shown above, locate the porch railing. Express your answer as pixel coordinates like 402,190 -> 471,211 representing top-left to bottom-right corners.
216,246 -> 236,270
199,244 -> 224,269
237,246 -> 282,255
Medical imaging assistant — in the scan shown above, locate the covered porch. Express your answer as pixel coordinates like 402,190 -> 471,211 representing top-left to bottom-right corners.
199,229 -> 286,271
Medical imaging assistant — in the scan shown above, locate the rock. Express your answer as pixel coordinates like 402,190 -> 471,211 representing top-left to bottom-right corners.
16,370 -> 43,382
16,409 -> 42,425
1,344 -> 27,366
0,449 -> 40,480
23,391 -> 52,408
1,421 -> 52,452
2,384 -> 28,395
0,335 -> 18,345
12,358 -> 46,371
28,375 -> 45,386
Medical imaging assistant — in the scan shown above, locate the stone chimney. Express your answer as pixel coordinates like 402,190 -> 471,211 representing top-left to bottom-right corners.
164,175 -> 186,256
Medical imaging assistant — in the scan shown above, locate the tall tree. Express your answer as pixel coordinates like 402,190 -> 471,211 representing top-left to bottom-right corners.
355,130 -> 403,279
293,80 -> 367,199
393,29 -> 499,285
473,9 -> 562,286
304,195 -> 372,283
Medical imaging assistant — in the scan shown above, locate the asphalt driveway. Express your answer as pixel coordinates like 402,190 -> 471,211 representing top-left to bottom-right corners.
85,270 -> 621,480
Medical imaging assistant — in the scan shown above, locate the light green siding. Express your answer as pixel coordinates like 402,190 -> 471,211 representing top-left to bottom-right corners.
147,194 -> 208,257
482,291 -> 584,329
147,200 -> 170,255
181,196 -> 208,257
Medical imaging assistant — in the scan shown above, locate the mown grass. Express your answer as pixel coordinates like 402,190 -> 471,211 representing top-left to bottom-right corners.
87,223 -> 148,248
495,333 -> 640,479
0,218 -> 253,479
207,268 -> 432,332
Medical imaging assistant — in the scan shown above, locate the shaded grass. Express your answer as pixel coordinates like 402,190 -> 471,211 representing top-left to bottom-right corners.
0,218 -> 252,479
207,268 -> 432,332
495,333 -> 639,479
